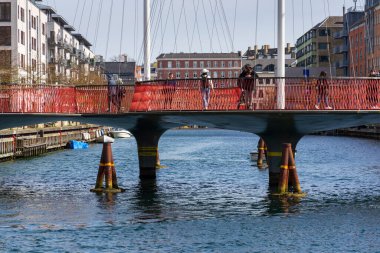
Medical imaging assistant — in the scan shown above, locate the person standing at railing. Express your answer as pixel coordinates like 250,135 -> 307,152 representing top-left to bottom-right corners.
237,64 -> 258,110
368,69 -> 379,109
164,72 -> 176,110
315,71 -> 332,110
200,69 -> 213,110
107,74 -> 117,112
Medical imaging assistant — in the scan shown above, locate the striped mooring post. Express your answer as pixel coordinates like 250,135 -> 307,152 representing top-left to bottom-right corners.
257,138 -> 266,168
91,141 -> 125,193
278,143 -> 302,194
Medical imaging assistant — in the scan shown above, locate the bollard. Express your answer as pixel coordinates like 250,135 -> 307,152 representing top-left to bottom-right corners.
257,138 -> 266,168
278,143 -> 290,194
288,147 -> 302,193
91,139 -> 125,193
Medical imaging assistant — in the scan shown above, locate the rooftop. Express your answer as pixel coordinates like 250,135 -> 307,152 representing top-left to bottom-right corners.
157,52 -> 241,59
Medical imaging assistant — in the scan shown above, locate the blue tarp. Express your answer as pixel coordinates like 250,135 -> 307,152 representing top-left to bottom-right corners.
67,140 -> 89,149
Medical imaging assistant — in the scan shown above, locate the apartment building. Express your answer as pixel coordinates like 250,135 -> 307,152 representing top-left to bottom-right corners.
0,0 -> 48,83
0,0 -> 95,84
296,16 -> 344,76
156,53 -> 242,80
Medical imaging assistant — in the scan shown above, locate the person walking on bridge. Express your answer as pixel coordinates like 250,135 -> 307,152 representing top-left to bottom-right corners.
315,71 -> 332,110
237,64 -> 258,110
200,69 -> 213,110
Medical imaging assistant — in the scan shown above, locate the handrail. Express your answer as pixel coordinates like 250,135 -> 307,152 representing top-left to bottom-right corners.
0,78 -> 379,114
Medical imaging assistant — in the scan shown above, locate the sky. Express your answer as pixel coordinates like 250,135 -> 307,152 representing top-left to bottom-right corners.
40,0 -> 360,63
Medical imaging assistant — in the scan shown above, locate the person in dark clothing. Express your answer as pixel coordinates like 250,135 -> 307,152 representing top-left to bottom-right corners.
164,72 -> 176,109
200,69 -> 213,110
368,69 -> 379,109
315,71 -> 332,109
237,64 -> 258,109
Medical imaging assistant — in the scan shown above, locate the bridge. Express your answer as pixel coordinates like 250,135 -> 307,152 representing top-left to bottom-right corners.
1,77 -> 379,193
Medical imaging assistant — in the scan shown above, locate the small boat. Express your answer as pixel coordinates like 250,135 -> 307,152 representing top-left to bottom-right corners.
96,135 -> 115,143
110,128 -> 132,138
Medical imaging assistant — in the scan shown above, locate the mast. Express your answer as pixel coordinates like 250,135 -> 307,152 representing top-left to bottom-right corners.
277,0 -> 285,109
144,0 -> 151,80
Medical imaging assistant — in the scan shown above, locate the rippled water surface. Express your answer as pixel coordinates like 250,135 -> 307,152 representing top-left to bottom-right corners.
0,129 -> 379,252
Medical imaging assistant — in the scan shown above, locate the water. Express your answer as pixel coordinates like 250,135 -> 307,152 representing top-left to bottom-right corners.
0,129 -> 379,252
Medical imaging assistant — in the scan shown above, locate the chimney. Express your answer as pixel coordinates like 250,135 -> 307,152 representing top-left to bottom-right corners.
286,43 -> 291,54
264,45 -> 269,55
248,46 -> 252,51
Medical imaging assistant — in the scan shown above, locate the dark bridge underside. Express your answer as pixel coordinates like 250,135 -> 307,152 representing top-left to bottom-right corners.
0,111 -> 379,136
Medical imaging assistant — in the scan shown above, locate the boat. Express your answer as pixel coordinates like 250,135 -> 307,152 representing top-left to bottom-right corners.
96,135 -> 115,143
110,128 -> 132,138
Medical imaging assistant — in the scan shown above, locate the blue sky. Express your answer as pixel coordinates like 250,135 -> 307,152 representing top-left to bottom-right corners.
40,0 -> 357,62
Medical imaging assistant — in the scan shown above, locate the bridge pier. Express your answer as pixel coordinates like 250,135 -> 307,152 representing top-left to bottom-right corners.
131,126 -> 166,180
261,134 -> 302,193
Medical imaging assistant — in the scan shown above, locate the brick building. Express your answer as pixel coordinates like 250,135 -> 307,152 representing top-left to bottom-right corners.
156,53 -> 242,80
349,20 -> 366,76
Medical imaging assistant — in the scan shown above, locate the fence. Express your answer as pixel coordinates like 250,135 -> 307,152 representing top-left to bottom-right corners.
0,78 -> 379,114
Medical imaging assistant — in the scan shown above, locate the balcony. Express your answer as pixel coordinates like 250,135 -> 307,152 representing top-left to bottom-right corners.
334,30 -> 348,39
333,45 -> 348,54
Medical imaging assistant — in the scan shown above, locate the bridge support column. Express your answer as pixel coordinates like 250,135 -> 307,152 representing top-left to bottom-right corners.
262,135 -> 302,193
132,129 -> 166,180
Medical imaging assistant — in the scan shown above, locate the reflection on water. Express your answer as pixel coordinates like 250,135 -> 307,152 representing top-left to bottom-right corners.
0,130 -> 379,252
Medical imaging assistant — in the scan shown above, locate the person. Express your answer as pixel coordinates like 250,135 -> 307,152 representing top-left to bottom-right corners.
368,69 -> 379,109
164,72 -> 176,110
107,75 -> 125,112
200,69 -> 213,110
237,64 -> 258,109
315,71 -> 332,109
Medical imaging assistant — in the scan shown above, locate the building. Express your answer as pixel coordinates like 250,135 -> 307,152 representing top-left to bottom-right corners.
0,0 -> 95,84
100,61 -> 137,85
296,16 -> 344,76
37,3 -> 95,84
156,53 -> 242,80
333,5 -> 365,76
0,0 -> 48,83
349,19 -> 366,76
242,44 -> 296,76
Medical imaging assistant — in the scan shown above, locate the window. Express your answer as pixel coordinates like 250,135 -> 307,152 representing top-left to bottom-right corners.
207,61 -> 211,68
159,62 -> 162,68
20,31 -> 25,45
20,7 -> 25,22
185,72 -> 189,78
228,61 -> 232,67
168,61 -> 172,68
318,42 -> 328,50
32,59 -> 37,71
319,29 -> 330,36
0,50 -> 11,68
20,54 -> 25,68
319,56 -> 329,62
200,61 -> 204,68
213,72 -> 218,78
234,61 -> 239,67
41,63 -> 46,75
193,61 -> 197,68
214,61 -> 218,67
221,71 -> 225,78
221,61 -> 225,67
193,72 -> 197,78
228,71 -> 232,78
234,71 -> 239,77
32,37 -> 37,51
42,23 -> 46,36
185,61 -> 189,68
176,72 -> 181,78
176,61 -> 180,68
0,3 -> 11,22
0,26 -> 11,46
42,43 -> 46,55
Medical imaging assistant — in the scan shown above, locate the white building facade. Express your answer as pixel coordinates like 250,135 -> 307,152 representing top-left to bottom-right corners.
0,0 -> 95,84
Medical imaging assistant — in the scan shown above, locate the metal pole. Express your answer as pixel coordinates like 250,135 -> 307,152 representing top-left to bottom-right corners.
276,0 -> 285,109
144,0 -> 151,80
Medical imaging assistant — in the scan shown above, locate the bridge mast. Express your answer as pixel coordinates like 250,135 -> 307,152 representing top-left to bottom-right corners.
144,0 -> 151,80
276,0 -> 285,109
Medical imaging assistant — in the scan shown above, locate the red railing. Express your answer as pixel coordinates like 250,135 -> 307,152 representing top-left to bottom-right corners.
0,78 -> 379,114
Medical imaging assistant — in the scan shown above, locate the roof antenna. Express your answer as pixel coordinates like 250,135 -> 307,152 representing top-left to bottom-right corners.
353,0 -> 357,11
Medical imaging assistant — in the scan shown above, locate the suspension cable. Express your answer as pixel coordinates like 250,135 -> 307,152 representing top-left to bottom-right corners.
118,0 -> 126,77
78,0 -> 87,32
232,0 -> 238,51
72,0 -> 80,27
201,0 -> 213,52
219,0 -> 234,52
323,0 -> 333,78
182,0 -> 192,52
254,0 -> 259,67
85,0 -> 94,37
190,0 -> 203,52
105,0 -> 114,61
93,0 -> 103,52
216,1 -> 229,51
209,0 -> 222,52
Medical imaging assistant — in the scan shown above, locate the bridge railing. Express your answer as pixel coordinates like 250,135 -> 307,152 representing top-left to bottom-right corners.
0,78 -> 378,114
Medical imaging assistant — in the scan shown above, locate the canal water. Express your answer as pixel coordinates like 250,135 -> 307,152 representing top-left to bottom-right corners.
0,129 -> 379,252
